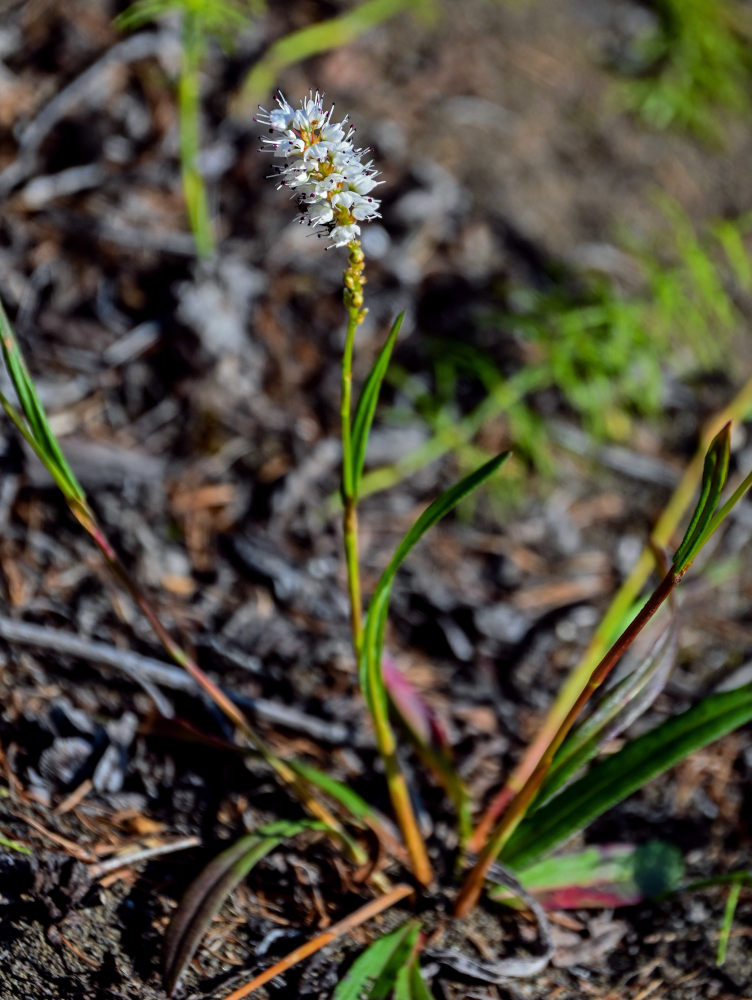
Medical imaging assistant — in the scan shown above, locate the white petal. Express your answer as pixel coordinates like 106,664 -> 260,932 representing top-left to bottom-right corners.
329,223 -> 360,247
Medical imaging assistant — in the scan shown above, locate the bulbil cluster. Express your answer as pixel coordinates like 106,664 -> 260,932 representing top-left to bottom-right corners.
255,90 -> 381,248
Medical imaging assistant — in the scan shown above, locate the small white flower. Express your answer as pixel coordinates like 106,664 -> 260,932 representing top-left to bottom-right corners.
329,223 -> 361,248
307,201 -> 334,226
256,90 -> 381,248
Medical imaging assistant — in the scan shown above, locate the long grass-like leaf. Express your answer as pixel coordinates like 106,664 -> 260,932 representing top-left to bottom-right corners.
359,453 -> 508,885
672,422 -> 730,570
333,920 -> 420,1000
0,299 -> 84,501
536,615 -> 679,807
238,0 -> 434,109
361,452 -> 510,716
286,758 -> 374,823
164,820 -> 327,994
500,685 -> 752,871
717,878 -> 743,965
394,955 -> 435,1000
351,313 -> 403,496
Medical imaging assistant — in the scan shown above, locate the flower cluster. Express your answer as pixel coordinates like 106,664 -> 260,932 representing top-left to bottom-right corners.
255,90 -> 381,249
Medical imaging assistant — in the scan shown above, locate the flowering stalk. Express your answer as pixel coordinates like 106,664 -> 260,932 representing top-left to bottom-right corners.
341,242 -> 369,649
257,91 -> 432,885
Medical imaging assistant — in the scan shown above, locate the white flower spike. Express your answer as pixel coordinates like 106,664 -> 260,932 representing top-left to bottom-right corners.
256,90 -> 381,249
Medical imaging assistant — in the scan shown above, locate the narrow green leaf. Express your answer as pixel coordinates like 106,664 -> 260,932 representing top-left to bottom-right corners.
394,963 -> 413,1000
239,0 -> 435,107
286,758 -> 373,822
360,452 -> 510,718
695,463 -> 752,557
371,922 -> 420,999
351,312 -> 403,496
715,219 -> 752,290
0,298 -> 84,501
164,819 -> 327,994
333,920 -> 419,1000
717,878 -> 742,965
501,685 -> 752,871
407,958 -> 436,1000
0,833 -> 31,854
673,422 -> 730,570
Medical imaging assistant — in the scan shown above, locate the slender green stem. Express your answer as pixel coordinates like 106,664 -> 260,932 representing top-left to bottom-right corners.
339,253 -> 431,885
363,605 -> 433,886
341,305 -> 363,650
456,568 -> 679,917
179,12 -> 213,257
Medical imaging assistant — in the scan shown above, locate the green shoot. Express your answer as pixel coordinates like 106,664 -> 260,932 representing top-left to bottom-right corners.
116,0 -> 252,256
717,877 -> 743,965
236,0 -> 437,112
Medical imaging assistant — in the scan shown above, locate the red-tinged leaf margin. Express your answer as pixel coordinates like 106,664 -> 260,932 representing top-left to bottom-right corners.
382,654 -> 471,844
491,841 -> 684,910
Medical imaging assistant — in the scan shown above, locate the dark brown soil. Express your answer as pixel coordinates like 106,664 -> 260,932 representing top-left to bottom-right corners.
1,2 -> 751,998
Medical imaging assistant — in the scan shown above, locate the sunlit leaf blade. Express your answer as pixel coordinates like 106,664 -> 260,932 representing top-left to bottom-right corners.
333,920 -> 420,1000
0,833 -> 31,854
164,820 -> 326,994
370,921 -> 420,999
716,219 -> 752,290
394,964 -> 412,1000
394,955 -> 435,1000
717,878 -> 743,965
696,462 -> 752,558
0,298 -> 84,501
117,0 -> 247,34
286,758 -> 374,823
491,842 -> 684,910
360,452 -> 510,717
351,313 -> 404,496
501,684 -> 752,871
673,422 -> 730,570
536,615 -> 679,808
238,1 -> 432,108
382,654 -> 471,843
408,959 -> 437,1000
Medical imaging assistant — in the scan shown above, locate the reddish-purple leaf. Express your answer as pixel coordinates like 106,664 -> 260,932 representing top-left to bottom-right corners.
382,655 -> 471,841
382,655 -> 450,753
490,842 -> 684,910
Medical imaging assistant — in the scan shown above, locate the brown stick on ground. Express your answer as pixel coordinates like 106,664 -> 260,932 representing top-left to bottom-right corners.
219,884 -> 415,1000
